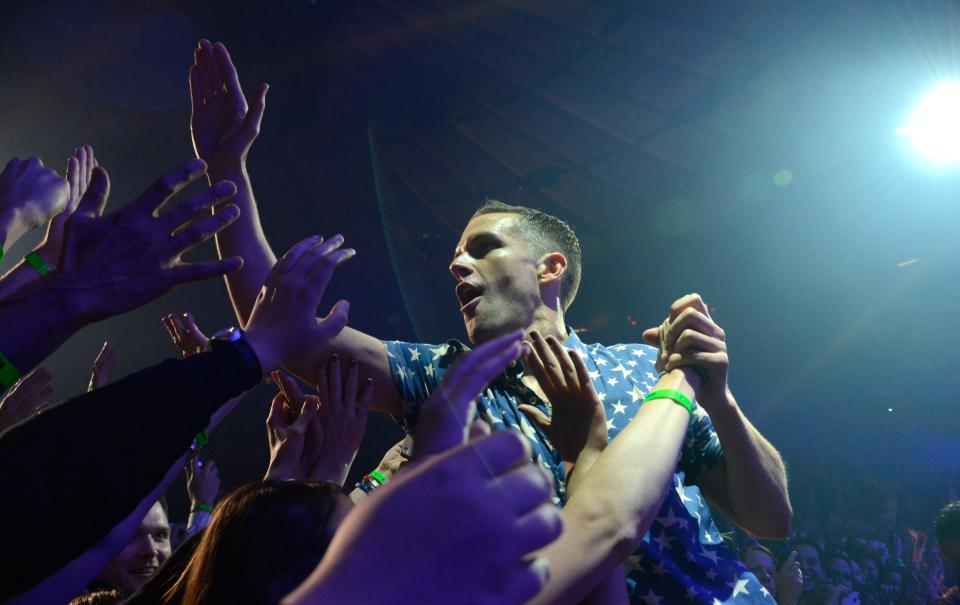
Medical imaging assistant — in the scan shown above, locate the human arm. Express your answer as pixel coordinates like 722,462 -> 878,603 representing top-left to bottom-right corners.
0,156 -> 68,258
185,457 -> 220,534
87,341 -> 117,391
0,146 -> 96,300
348,436 -> 412,503
646,293 -> 792,539
188,40 -> 404,416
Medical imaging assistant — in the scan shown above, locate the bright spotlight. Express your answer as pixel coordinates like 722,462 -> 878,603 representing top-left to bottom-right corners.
897,82 -> 960,164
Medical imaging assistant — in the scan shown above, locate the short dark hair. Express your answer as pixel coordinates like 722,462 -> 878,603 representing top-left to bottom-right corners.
473,200 -> 582,311
936,501 -> 960,545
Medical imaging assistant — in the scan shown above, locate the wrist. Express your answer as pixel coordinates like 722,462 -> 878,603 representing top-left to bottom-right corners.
243,328 -> 279,376
654,369 -> 697,402
207,162 -> 249,187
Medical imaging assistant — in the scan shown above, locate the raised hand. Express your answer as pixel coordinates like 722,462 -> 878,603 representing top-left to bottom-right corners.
774,551 -> 804,605
185,456 -> 220,511
284,430 -> 561,605
0,367 -> 53,431
414,330 -> 527,460
519,331 -> 608,464
243,234 -> 355,373
0,157 -> 69,250
162,312 -> 210,358
38,145 -> 98,265
189,39 -> 267,175
55,159 -> 243,322
87,341 -> 118,392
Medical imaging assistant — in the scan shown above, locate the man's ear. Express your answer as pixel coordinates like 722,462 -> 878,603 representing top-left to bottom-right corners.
537,252 -> 567,287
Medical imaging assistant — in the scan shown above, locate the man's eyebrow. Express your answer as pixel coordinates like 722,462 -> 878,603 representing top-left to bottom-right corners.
451,232 -> 502,263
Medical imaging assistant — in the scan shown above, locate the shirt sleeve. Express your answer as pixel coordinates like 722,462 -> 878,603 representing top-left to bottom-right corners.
382,340 -> 454,433
677,405 -> 724,481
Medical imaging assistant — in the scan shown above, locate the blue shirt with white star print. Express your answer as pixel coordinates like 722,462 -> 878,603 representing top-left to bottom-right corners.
383,330 -> 774,604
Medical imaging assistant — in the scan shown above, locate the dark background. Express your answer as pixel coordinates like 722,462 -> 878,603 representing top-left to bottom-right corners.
2,0 -> 959,527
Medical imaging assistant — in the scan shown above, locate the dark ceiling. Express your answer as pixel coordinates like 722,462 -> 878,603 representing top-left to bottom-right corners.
3,0 -> 959,522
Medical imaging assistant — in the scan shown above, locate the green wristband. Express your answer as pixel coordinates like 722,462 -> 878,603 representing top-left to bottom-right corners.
0,350 -> 22,390
195,429 -> 209,449
368,470 -> 389,485
644,389 -> 694,414
24,251 -> 52,276
191,504 -> 214,514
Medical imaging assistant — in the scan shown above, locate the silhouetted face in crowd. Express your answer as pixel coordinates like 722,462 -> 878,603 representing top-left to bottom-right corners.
94,501 -> 171,596
858,556 -> 879,588
742,548 -> 777,597
826,558 -> 853,591
451,213 -> 543,344
796,543 -> 823,593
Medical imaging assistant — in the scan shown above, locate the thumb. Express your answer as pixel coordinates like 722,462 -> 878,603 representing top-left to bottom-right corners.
468,419 -> 491,440
641,327 -> 659,347
781,550 -> 798,571
518,404 -> 551,434
242,83 -> 268,140
315,299 -> 350,342
75,166 -> 110,218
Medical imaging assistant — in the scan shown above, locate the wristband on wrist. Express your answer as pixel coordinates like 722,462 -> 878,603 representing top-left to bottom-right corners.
0,350 -> 22,390
191,504 -> 214,514
368,469 -> 389,485
24,251 -> 52,275
643,389 -> 694,414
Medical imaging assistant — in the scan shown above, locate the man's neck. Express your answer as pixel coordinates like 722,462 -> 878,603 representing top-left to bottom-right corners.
526,304 -> 567,342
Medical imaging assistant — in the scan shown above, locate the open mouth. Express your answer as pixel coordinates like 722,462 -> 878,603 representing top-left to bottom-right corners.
456,281 -> 484,314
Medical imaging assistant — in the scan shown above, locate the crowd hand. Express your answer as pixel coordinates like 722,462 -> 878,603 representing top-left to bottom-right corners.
242,234 -> 355,374
55,159 -> 244,322
189,39 -> 267,176
414,330 -> 528,460
774,550 -> 804,605
37,145 -> 98,265
0,157 -> 69,248
284,430 -> 561,605
642,293 -> 730,402
162,312 -> 210,358
0,367 -> 53,431
376,435 -> 414,479
518,330 -> 608,464
185,456 -> 220,509
265,365 -> 372,485
87,341 -> 117,392
907,528 -> 927,564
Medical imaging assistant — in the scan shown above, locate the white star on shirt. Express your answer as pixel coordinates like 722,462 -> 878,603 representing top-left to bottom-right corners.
652,529 -> 674,551
597,391 -> 606,402
639,589 -> 663,605
627,359 -> 638,367
606,377 -> 619,386
595,358 -> 608,366
705,569 -> 718,581
685,587 -> 698,601
646,371 -> 657,381
700,548 -> 720,564
408,348 -> 421,362
612,344 -> 627,352
760,586 -> 771,599
611,400 -> 626,415
651,562 -> 667,577
395,366 -> 408,379
712,598 -> 723,605
588,370 -> 600,380
657,508 -> 689,529
631,348 -> 646,357
732,579 -> 750,598
630,385 -> 645,402
606,418 -> 616,431
676,485 -> 694,504
425,364 -> 435,377
431,344 -> 448,361
612,364 -> 633,378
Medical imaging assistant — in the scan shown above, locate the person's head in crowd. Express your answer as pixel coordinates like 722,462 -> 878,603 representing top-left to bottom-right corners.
795,540 -> 824,593
92,499 -> 170,597
858,555 -> 880,589
849,559 -> 868,592
67,589 -> 122,605
452,200 -> 581,344
741,544 -> 777,597
825,555 -> 854,591
936,501 -> 960,582
878,566 -> 904,603
170,481 -> 352,605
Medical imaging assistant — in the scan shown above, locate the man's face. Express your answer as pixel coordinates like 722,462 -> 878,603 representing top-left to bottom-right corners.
742,548 -> 777,597
942,538 -> 960,581
450,213 -> 543,344
796,544 -> 823,592
94,501 -> 171,596
858,557 -> 879,587
826,558 -> 853,591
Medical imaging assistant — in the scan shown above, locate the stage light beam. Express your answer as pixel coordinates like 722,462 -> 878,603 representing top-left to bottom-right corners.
898,83 -> 960,164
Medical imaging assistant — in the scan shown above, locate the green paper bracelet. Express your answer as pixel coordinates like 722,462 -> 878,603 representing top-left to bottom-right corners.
24,251 -> 52,276
195,429 -> 209,449
0,350 -> 22,390
643,389 -> 694,414
191,504 -> 214,514
368,470 -> 389,485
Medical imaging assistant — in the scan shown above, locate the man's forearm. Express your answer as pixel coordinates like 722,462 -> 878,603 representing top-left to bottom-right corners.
705,390 -> 792,538
209,166 -> 276,326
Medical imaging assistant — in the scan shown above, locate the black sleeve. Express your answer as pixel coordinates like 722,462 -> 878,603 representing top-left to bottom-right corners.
0,345 -> 260,600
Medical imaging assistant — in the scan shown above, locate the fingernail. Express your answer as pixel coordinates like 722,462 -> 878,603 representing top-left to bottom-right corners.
214,180 -> 234,195
187,158 -> 206,175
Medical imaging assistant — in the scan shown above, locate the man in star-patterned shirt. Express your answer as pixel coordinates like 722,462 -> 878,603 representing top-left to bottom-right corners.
215,183 -> 793,602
